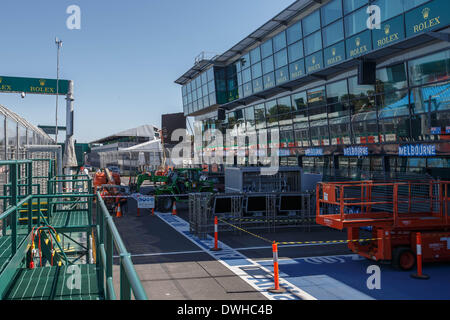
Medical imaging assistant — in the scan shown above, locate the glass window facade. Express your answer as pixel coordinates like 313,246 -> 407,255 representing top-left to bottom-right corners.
197,49 -> 450,160
181,0 -> 449,117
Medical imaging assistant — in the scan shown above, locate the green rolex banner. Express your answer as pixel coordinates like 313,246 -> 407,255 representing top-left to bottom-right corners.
0,76 -> 69,95
405,0 -> 450,38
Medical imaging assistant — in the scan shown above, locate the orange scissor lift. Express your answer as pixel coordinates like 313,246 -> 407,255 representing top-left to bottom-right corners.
316,180 -> 450,270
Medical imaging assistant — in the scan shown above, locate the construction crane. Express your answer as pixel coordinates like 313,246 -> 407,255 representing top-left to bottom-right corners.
316,180 -> 450,270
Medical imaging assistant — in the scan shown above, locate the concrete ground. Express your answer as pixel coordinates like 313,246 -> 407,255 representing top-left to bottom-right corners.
112,212 -> 265,300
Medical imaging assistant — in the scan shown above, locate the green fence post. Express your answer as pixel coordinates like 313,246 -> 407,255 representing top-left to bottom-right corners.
2,188 -> 7,236
27,162 -> 33,233
106,221 -> 113,293
120,255 -> 132,300
96,199 -> 104,295
10,163 -> 17,256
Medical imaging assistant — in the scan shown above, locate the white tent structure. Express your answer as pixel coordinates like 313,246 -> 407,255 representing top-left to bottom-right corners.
119,139 -> 163,153
116,139 -> 164,173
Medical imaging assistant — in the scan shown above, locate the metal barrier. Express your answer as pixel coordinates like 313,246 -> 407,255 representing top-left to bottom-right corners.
95,192 -> 148,300
188,192 -> 317,237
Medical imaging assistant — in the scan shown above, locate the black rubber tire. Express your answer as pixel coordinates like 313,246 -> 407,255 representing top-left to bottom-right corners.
158,197 -> 173,213
392,247 -> 416,271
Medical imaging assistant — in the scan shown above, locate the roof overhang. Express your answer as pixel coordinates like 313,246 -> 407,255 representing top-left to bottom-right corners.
174,0 -> 319,85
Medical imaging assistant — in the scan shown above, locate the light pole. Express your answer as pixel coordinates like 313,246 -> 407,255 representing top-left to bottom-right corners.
55,37 -> 63,144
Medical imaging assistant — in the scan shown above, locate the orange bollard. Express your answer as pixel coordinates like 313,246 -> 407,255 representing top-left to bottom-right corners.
268,242 -> 286,293
411,232 -> 430,280
172,201 -> 177,216
137,207 -> 140,217
211,216 -> 222,251
151,208 -> 155,216
116,203 -> 123,218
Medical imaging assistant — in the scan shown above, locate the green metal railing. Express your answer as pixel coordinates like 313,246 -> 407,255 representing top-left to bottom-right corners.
0,160 -> 148,300
96,192 -> 148,300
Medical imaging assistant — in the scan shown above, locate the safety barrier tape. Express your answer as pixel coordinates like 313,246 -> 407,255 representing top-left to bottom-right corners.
221,217 -> 316,223
277,238 -> 381,245
218,218 -> 381,246
218,218 -> 274,244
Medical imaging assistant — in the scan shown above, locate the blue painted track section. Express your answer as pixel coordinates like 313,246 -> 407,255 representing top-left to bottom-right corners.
256,255 -> 450,300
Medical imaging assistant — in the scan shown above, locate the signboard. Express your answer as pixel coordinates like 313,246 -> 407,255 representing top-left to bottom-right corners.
346,30 -> 371,59
136,195 -> 155,209
38,126 -> 67,135
324,41 -> 345,68
305,148 -> 324,156
431,127 -> 442,135
344,146 -> 369,157
373,15 -> 405,50
305,53 -> 323,74
289,59 -> 305,80
399,144 -> 436,157
446,126 -> 450,134
405,0 -> 450,38
0,76 -> 69,95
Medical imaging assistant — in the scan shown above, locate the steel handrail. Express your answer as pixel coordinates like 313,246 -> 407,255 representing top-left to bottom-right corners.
96,192 -> 148,300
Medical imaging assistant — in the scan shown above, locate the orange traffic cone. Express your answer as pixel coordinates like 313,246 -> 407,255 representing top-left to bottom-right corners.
172,201 -> 177,216
116,203 -> 123,218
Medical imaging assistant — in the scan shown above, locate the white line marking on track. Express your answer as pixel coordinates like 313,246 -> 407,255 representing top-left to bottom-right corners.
155,212 -> 317,301
113,250 -> 205,258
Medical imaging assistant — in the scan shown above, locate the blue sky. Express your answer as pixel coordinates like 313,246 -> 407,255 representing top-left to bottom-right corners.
0,0 -> 294,143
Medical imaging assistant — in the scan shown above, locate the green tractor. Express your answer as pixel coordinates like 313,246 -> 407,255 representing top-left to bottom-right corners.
132,168 -> 216,212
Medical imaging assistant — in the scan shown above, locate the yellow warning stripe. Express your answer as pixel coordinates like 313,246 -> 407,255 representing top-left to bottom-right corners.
19,209 -> 48,213
277,238 -> 381,245
23,202 -> 48,206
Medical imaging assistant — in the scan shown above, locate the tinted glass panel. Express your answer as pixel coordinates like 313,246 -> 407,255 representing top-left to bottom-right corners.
376,63 -> 408,92
287,22 -> 302,44
373,0 -> 403,22
348,76 -> 375,97
273,32 -> 287,52
321,0 -> 343,26
264,72 -> 276,89
288,41 -> 304,62
327,80 -> 348,103
303,10 -> 321,36
307,86 -> 326,107
262,56 -> 274,74
292,92 -> 307,110
274,49 -> 288,69
253,77 -> 264,93
402,0 -> 430,11
409,50 -> 450,86
322,20 -> 344,47
265,100 -> 278,116
242,68 -> 252,83
378,89 -> 410,119
250,47 -> 261,64
304,31 -> 322,56
251,63 -> 262,79
275,66 -> 289,85
343,0 -> 368,14
261,39 -> 273,58
344,6 -> 367,37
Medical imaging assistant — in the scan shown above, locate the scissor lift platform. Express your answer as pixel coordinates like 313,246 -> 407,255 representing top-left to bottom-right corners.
316,181 -> 450,269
